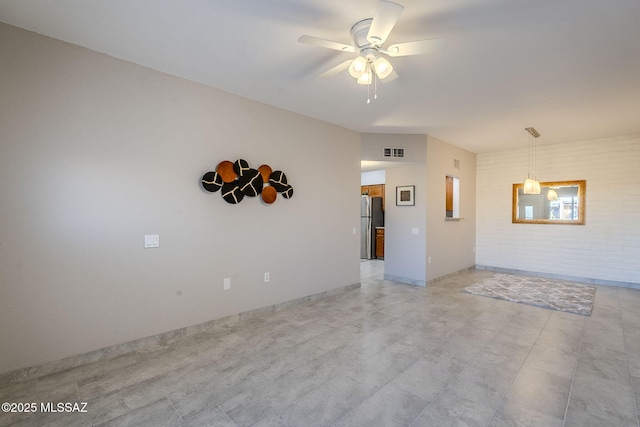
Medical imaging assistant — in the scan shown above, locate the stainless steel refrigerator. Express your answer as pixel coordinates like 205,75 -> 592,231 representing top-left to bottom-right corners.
361,195 -> 384,259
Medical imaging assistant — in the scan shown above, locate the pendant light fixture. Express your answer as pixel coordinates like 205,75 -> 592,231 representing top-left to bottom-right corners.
523,127 -> 541,194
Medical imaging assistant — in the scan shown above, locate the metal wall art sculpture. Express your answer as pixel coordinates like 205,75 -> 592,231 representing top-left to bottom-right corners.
201,159 -> 293,205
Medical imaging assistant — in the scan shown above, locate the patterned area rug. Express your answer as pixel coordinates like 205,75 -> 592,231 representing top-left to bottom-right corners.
462,273 -> 596,316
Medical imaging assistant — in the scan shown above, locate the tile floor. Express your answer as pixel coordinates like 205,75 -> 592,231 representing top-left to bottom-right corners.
1,260 -> 639,426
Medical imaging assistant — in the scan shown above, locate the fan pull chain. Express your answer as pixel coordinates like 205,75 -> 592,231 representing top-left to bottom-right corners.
374,72 -> 378,100
366,73 -> 378,104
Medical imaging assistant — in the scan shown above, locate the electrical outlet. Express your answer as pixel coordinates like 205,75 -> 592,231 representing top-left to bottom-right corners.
223,278 -> 231,290
428,256 -> 431,264
264,272 -> 270,283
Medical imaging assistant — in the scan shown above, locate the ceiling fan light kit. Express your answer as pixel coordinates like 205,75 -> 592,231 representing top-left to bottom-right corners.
298,0 -> 447,97
348,56 -> 368,78
373,56 -> 393,79
357,69 -> 373,85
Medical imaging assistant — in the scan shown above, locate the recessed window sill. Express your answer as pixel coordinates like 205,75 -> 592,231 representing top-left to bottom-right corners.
445,217 -> 461,221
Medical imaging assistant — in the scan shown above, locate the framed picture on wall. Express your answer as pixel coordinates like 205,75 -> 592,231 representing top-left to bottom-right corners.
396,185 -> 415,206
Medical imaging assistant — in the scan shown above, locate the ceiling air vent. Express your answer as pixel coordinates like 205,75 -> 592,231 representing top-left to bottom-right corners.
383,147 -> 405,158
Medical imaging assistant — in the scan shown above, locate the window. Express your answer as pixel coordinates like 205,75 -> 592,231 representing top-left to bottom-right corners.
446,175 -> 460,219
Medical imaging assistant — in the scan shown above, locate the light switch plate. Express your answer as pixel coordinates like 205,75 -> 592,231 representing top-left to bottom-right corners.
411,228 -> 419,235
144,234 -> 160,248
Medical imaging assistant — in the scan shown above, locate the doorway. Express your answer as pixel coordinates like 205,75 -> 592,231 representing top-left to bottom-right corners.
360,169 -> 385,284
360,182 -> 385,261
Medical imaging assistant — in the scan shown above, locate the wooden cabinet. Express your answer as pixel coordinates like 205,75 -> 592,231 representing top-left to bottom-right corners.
367,184 -> 384,198
361,184 -> 385,210
446,176 -> 454,212
445,176 -> 454,217
375,228 -> 384,259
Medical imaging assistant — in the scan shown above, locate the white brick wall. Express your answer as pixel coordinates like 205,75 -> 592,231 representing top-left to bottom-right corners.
477,135 -> 640,285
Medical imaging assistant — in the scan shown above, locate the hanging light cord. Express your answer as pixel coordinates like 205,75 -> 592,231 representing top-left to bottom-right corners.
527,133 -> 531,179
533,132 -> 537,181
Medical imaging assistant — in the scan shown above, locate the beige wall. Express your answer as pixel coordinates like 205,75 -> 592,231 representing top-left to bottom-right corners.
362,133 -> 429,285
0,23 -> 361,374
384,163 -> 429,285
362,133 -> 477,285
426,136 -> 477,282
476,136 -> 640,285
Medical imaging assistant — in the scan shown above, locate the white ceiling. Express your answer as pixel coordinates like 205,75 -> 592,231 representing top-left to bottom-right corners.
2,0 -> 640,154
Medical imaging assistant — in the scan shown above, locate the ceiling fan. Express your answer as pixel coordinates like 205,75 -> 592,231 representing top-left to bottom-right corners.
298,0 -> 447,85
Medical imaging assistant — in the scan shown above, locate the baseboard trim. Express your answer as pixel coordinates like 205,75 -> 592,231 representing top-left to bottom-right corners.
383,274 -> 427,287
426,266 -> 476,285
384,266 -> 477,288
0,282 -> 361,385
475,265 -> 640,290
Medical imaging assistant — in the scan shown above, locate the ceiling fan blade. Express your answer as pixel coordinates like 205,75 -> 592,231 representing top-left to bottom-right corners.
384,37 -> 448,57
297,35 -> 355,53
318,60 -> 353,78
367,1 -> 404,46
